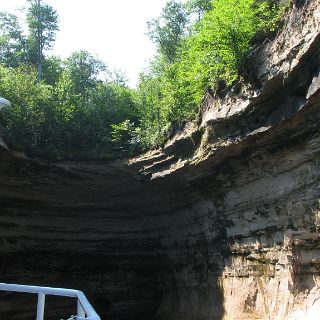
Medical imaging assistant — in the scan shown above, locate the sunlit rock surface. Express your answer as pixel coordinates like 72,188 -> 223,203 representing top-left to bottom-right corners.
0,0 -> 320,319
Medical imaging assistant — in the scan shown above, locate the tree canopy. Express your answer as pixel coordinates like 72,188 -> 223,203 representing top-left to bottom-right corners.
134,0 -> 285,149
27,0 -> 59,80
0,0 -> 287,159
147,0 -> 188,63
0,12 -> 28,67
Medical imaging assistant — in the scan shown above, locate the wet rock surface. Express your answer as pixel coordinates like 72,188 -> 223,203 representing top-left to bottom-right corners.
1,0 -> 320,319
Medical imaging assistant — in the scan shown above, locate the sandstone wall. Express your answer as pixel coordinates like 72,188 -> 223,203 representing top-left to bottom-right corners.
0,0 -> 319,319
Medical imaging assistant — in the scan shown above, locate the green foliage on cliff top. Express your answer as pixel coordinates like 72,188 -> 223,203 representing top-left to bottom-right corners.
0,0 -> 287,158
0,61 -> 137,159
135,0 -> 285,148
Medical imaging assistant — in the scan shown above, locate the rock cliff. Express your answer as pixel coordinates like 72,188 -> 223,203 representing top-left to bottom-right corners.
0,0 -> 320,319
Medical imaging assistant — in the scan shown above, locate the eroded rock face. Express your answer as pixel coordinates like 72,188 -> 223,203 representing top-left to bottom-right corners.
0,0 -> 320,319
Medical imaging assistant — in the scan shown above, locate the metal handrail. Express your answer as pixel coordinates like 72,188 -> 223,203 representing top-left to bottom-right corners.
0,282 -> 101,320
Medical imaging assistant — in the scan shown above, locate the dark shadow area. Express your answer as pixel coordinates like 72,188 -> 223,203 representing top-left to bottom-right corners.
0,292 -> 37,320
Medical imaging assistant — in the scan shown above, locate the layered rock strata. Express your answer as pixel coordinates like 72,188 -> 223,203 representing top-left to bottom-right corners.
0,0 -> 320,319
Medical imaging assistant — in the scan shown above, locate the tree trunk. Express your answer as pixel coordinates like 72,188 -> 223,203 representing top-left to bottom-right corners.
36,0 -> 42,82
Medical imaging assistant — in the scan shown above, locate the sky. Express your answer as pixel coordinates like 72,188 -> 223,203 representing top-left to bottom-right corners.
0,0 -> 170,87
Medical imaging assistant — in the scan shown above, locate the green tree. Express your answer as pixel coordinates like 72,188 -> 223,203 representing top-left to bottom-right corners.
136,0 -> 282,148
185,0 -> 213,21
178,0 -> 279,88
0,12 -> 28,67
65,50 -> 107,96
42,55 -> 64,86
135,72 -> 172,147
0,65 -> 53,150
27,0 -> 59,81
147,0 -> 188,63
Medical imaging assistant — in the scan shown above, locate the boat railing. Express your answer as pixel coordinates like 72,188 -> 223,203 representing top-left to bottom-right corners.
0,282 -> 101,320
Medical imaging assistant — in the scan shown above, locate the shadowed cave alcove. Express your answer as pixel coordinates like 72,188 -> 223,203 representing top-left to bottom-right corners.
0,156 -> 228,320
